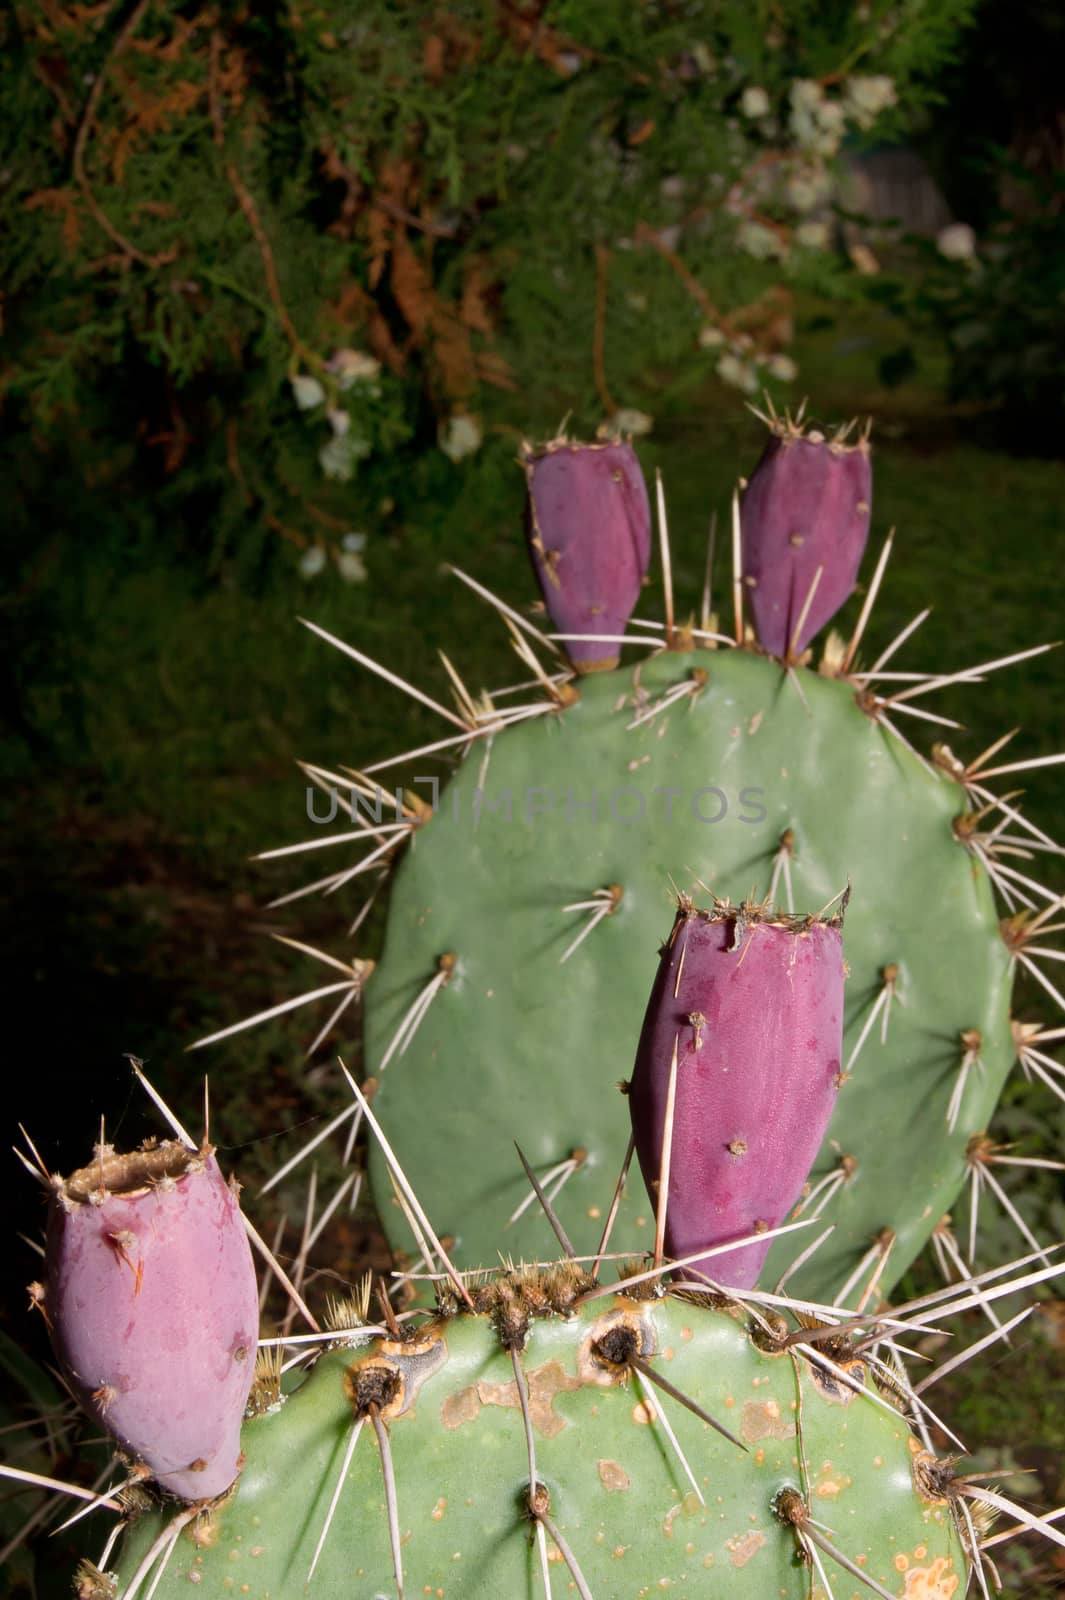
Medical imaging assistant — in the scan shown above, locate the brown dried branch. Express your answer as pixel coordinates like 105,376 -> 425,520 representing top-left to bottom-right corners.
371,196 -> 456,239
70,0 -> 177,267
633,221 -> 724,327
208,29 -> 317,368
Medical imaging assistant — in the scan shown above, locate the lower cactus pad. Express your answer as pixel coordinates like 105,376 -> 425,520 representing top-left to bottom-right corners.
108,1273 -> 965,1598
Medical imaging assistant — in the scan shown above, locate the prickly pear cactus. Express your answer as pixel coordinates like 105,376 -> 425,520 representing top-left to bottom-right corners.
364,644 -> 1013,1300
104,1268 -> 966,1599
206,405 -> 1060,1308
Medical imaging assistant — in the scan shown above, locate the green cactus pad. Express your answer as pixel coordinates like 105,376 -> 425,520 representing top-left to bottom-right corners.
365,646 -> 1012,1301
109,1282 -> 964,1598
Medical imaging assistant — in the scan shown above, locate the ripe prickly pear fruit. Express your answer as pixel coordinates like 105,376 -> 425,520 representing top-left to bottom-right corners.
629,897 -> 846,1289
42,1139 -> 259,1502
741,416 -> 871,658
522,434 -> 651,671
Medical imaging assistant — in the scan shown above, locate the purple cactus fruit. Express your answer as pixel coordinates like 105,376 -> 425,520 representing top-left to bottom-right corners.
522,436 -> 652,672
741,418 -> 872,659
628,898 -> 846,1289
42,1139 -> 260,1501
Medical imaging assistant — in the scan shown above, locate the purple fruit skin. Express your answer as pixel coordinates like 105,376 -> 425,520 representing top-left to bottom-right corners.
45,1153 -> 259,1501
524,441 -> 651,670
629,912 -> 845,1289
741,432 -> 871,657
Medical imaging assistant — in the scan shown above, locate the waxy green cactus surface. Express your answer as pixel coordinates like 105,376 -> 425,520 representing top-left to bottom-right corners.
107,1276 -> 965,1599
365,646 -> 1013,1302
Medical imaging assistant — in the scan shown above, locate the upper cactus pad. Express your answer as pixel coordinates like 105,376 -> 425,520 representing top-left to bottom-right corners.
365,648 -> 1013,1300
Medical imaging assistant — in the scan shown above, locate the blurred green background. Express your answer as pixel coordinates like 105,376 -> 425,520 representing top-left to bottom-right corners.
2,0 -> 1065,1592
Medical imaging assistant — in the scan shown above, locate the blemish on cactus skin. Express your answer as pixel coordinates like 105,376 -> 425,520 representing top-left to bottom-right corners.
663,1493 -> 702,1537
725,1530 -> 766,1568
598,1459 -> 631,1492
444,1360 -> 582,1437
903,1557 -> 959,1597
345,1333 -> 446,1423
814,1473 -> 851,1499
741,1399 -> 793,1442
809,1355 -> 866,1405
441,1386 -> 479,1430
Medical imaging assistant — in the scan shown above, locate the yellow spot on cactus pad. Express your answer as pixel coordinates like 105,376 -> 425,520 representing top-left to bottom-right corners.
814,1473 -> 851,1499
741,1398 -> 793,1442
903,1556 -> 959,1597
725,1530 -> 767,1568
442,1360 -> 581,1437
663,1493 -> 702,1537
598,1459 -> 631,1492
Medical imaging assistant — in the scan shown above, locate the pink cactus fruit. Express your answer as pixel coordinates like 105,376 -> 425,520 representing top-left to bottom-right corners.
628,898 -> 846,1289
42,1139 -> 260,1501
523,436 -> 652,672
741,417 -> 872,659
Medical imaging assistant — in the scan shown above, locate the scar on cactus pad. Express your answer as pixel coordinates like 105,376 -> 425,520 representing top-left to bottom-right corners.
194,400 -> 1064,1307
23,1066 -> 1065,1599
